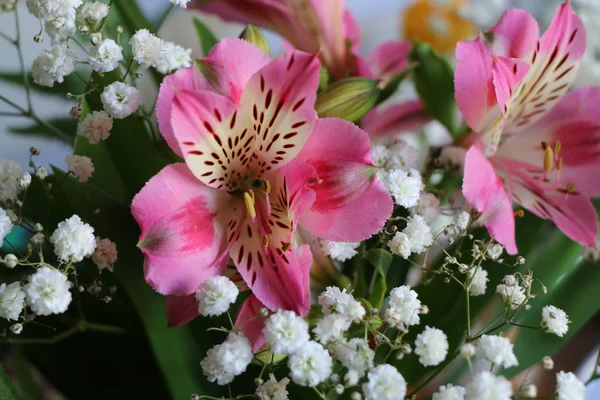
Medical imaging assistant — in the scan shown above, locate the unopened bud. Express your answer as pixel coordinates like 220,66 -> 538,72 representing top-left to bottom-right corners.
3,254 -> 18,269
521,384 -> 538,398
401,343 -> 412,354
345,370 -> 359,386
33,34 -> 43,43
259,307 -> 269,317
78,25 -> 89,35
334,384 -> 344,395
350,392 -> 362,400
18,172 -> 31,189
90,32 -> 102,45
461,343 -> 476,358
503,275 -> 517,286
10,323 -> 23,335
117,26 -> 123,34
254,378 -> 263,386
541,356 -> 554,370
315,77 -> 380,123
30,146 -> 40,155
239,25 -> 269,55
70,106 -> 82,119
419,305 -> 429,315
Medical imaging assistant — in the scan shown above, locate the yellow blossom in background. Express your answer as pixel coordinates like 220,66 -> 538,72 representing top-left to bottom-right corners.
402,0 -> 476,53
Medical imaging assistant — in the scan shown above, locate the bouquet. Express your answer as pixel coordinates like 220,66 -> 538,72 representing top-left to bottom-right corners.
0,0 -> 599,399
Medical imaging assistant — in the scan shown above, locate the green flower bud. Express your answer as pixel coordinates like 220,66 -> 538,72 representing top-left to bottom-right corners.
315,77 -> 380,123
239,25 -> 269,55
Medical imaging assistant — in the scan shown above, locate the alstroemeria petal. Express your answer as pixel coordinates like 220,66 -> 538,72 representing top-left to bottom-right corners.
362,100 -> 432,139
229,177 -> 313,315
131,163 -> 230,295
488,8 -> 539,59
491,56 -> 530,116
240,50 -> 320,171
234,294 -> 267,353
463,147 -> 517,254
166,294 -> 199,327
364,40 -> 412,84
295,118 -> 393,241
171,90 -> 254,191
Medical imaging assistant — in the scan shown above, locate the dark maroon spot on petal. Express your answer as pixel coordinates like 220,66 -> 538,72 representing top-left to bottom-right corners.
257,252 -> 264,268
292,98 -> 305,112
253,104 -> 258,120
214,108 -> 222,122
240,128 -> 248,140
276,221 -> 289,229
188,150 -> 204,155
227,137 -> 233,149
551,83 -> 569,93
182,141 -> 195,146
554,53 -> 569,71
201,171 -> 213,177
213,135 -> 223,147
265,90 -> 273,109
569,29 -> 578,44
238,246 -> 244,264
247,225 -> 253,238
208,178 -> 217,184
251,271 -> 257,285
512,63 -> 517,74
203,121 -> 214,134
276,151 -> 286,155
291,121 -> 306,128
281,253 -> 289,264
274,156 -> 284,161
555,65 -> 574,81
283,132 -> 298,139
230,111 -> 237,129
260,75 -> 265,92
247,253 -> 253,269
204,161 -> 215,166
283,144 -> 295,149
211,152 -> 220,159
269,101 -> 284,127
287,54 -> 295,70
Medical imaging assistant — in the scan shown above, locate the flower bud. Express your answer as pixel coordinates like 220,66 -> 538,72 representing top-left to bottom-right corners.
18,172 -> 31,189
315,77 -> 380,123
344,370 -> 359,386
239,25 -> 269,55
460,343 -> 476,358
10,323 -> 23,335
334,384 -> 344,395
35,167 -> 49,180
79,25 -> 89,35
350,392 -> 362,400
70,106 -> 82,119
90,32 -> 102,46
33,34 -> 43,43
319,66 -> 329,91
521,384 -> 538,398
3,254 -> 18,269
541,356 -> 554,370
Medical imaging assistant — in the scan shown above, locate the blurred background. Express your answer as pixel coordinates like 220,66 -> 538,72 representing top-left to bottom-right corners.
1,0 -> 599,398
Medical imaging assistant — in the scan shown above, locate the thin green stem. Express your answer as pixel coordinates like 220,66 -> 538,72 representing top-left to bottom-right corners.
407,349 -> 461,398
0,30 -> 14,44
14,6 -> 33,112
312,387 -> 327,400
465,285 -> 471,337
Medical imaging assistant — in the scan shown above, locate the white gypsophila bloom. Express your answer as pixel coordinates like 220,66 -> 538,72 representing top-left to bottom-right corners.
78,1 -> 109,22
0,160 -> 23,203
3,254 -> 18,269
0,282 -> 26,321
0,208 -> 14,246
31,233 -> 45,245
44,11 -> 76,43
521,384 -> 538,398
403,214 -> 433,254
195,275 -> 239,317
89,39 -> 123,72
466,371 -> 512,400
487,244 -> 503,260
79,111 -> 113,144
17,173 -> 31,189
35,167 -> 49,180
496,283 -> 527,310
288,341 -> 333,387
256,374 -> 290,400
468,267 -> 488,296
263,310 -> 309,355
25,267 -> 72,315
556,371 -> 585,400
39,0 -> 82,18
170,0 -> 191,7
313,313 -> 351,344
100,81 -> 140,119
371,145 -> 389,168
201,332 -> 253,385
387,140 -> 421,170
460,343 -> 476,358
362,364 -> 406,400
154,41 -> 192,74
49,214 -> 96,262
332,338 -> 375,376
66,155 -> 94,182
433,384 -> 466,400
541,306 -> 570,337
456,211 -> 470,231
386,285 -> 421,327
387,232 -> 412,259
32,44 -> 76,87
415,326 -> 448,367
130,29 -> 162,68
415,193 -> 439,222
92,237 -> 118,272
320,240 -> 360,262
26,0 -> 42,16
345,369 -> 360,386
475,334 -> 518,369
318,286 -> 365,323
383,168 -> 423,208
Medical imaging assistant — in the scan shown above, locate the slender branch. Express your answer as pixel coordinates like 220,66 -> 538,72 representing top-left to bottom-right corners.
0,111 -> 23,117
407,349 -> 461,398
0,30 -> 14,44
3,321 -> 129,345
14,6 -> 33,112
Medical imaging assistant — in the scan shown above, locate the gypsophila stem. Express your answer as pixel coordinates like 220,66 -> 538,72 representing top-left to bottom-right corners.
407,349 -> 461,398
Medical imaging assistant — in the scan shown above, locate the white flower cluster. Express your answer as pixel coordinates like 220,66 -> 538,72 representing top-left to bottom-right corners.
475,334 -> 518,369
89,39 -> 123,73
541,305 -> 570,337
382,168 -> 423,208
66,155 -> 95,182
130,29 -> 192,74
0,282 -> 26,320
32,43 -> 77,87
256,374 -> 290,400
318,286 -> 366,323
363,364 -> 407,400
26,0 -> 82,43
333,338 -> 375,376
201,332 -> 253,385
0,160 -> 24,203
170,0 -> 191,8
79,1 -> 109,24
263,310 -> 310,355
321,240 -> 360,262
25,266 -> 72,316
556,371 -> 585,400
433,384 -> 466,400
92,237 -> 118,272
467,266 -> 488,296
387,215 -> 433,259
195,275 -> 239,317
496,275 -> 527,310
414,326 -> 449,366
49,214 -> 96,262
385,285 -> 422,328
466,371 -> 512,400
100,81 -> 141,119
79,111 -> 113,144
0,207 -> 14,246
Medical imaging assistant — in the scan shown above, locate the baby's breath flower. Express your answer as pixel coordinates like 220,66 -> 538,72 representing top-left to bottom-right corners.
78,1 -> 109,23
403,215 -> 433,254
3,254 -> 18,269
486,244 -> 503,260
201,332 -> 253,385
468,267 -> 488,296
433,384 -> 466,400
542,356 -> 554,370
49,214 -> 96,262
475,335 -> 518,369
332,338 -> 375,376
32,44 -> 76,87
456,211 -> 470,231
387,232 -> 412,259
25,267 -> 72,315
466,371 -> 512,400
79,111 -> 113,144
321,240 -> 360,262
263,310 -> 309,355
100,82 -> 140,119
496,282 -> 527,309
313,313 -> 351,344
318,286 -> 365,322
130,29 -> 162,68
385,285 -> 421,328
556,371 -> 585,400
541,305 -> 570,337
382,168 -> 423,208
461,343 -> 476,358
362,364 -> 406,400
154,41 -> 192,74
0,160 -> 23,202
288,341 -> 333,387
195,276 -> 238,317
17,172 -> 31,189
89,39 -> 123,72
255,374 -> 290,400
344,370 -> 360,386
415,193 -> 439,222
0,208 -> 14,245
66,155 -> 94,182
0,282 -> 26,320
92,237 -> 118,272
415,326 -> 448,366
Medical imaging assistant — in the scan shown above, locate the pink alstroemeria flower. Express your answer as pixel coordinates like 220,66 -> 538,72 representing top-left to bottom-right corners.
194,0 -> 361,79
456,2 -> 600,253
131,39 -> 392,330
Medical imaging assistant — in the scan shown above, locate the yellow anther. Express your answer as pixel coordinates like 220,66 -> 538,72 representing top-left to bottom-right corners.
244,191 -> 257,219
543,147 -> 554,172
554,140 -> 562,153
262,180 -> 271,194
263,235 -> 269,248
567,183 -> 575,194
282,242 -> 292,252
557,158 -> 563,171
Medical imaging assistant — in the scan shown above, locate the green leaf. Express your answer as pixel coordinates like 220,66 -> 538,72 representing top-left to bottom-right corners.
376,64 -> 416,105
111,0 -> 152,32
0,71 -> 86,98
409,42 -> 456,134
11,345 -> 44,400
193,17 -> 219,56
365,249 -> 392,309
0,363 -> 18,400
9,118 -> 77,143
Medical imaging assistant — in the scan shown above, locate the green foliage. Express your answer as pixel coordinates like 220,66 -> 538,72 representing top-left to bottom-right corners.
365,249 -> 392,309
194,18 -> 219,57
409,42 -> 457,135
0,363 -> 18,400
9,118 -> 77,143
376,64 -> 415,105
